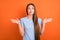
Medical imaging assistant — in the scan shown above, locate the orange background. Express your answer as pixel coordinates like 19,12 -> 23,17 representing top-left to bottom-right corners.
0,0 -> 60,40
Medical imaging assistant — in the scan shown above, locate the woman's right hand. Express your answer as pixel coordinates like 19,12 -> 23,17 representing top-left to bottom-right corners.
11,18 -> 24,36
10,18 -> 20,24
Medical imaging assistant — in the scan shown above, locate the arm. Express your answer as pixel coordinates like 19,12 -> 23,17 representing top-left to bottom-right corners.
11,18 -> 24,37
18,21 -> 24,37
40,21 -> 45,34
40,18 -> 53,35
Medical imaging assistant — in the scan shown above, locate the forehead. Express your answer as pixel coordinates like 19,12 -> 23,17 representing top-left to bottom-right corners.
28,5 -> 34,8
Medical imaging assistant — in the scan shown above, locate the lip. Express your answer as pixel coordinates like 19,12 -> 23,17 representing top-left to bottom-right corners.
30,11 -> 32,13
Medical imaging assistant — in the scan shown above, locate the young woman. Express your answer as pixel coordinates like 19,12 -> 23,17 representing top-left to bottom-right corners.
11,3 -> 52,40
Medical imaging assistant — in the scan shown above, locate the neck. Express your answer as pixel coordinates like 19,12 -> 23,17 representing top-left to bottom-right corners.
27,15 -> 33,20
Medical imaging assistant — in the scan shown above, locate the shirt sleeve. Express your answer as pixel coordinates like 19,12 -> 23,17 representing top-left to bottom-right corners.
20,19 -> 24,27
38,18 -> 42,25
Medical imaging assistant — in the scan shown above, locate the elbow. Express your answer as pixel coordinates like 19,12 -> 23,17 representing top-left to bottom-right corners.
40,31 -> 44,35
19,31 -> 24,37
21,32 -> 24,37
21,33 -> 24,37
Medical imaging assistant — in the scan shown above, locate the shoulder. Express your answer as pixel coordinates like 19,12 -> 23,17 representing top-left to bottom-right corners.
20,17 -> 27,21
38,17 -> 42,25
38,17 -> 42,21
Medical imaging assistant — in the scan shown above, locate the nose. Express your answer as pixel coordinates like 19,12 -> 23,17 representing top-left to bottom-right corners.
30,10 -> 32,13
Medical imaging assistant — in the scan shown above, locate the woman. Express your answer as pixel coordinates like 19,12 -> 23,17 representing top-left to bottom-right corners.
11,3 -> 52,40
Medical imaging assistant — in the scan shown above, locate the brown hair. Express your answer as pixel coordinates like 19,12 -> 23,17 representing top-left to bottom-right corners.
26,3 -> 41,40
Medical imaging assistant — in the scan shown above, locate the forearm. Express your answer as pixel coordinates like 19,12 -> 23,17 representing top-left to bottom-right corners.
18,23 -> 24,37
41,22 -> 45,34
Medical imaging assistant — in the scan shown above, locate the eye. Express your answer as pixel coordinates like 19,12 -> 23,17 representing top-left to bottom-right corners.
32,7 -> 34,9
28,7 -> 30,9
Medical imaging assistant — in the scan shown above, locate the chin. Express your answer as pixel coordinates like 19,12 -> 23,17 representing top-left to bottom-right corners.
28,13 -> 34,15
30,13 -> 34,15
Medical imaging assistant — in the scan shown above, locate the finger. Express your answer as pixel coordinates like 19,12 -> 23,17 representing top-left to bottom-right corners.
16,18 -> 20,22
11,19 -> 17,23
16,18 -> 19,20
47,18 -> 53,22
10,19 -> 15,23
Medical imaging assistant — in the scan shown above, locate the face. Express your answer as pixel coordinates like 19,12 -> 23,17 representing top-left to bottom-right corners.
27,5 -> 34,15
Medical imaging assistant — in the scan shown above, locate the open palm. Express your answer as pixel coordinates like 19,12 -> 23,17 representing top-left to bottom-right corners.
10,18 -> 20,24
43,18 -> 53,24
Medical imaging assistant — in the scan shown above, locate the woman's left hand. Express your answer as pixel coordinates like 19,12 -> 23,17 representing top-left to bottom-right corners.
43,18 -> 53,24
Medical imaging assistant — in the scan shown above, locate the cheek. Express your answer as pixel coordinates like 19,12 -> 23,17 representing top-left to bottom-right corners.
28,9 -> 30,13
32,9 -> 34,13
27,9 -> 34,15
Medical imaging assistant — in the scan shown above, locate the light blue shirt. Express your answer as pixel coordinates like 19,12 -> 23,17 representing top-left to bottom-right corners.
20,17 -> 42,40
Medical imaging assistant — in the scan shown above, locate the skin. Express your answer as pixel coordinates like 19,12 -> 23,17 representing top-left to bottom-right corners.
11,5 -> 53,37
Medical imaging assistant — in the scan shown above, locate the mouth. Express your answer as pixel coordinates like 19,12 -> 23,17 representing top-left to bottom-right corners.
30,11 -> 32,13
